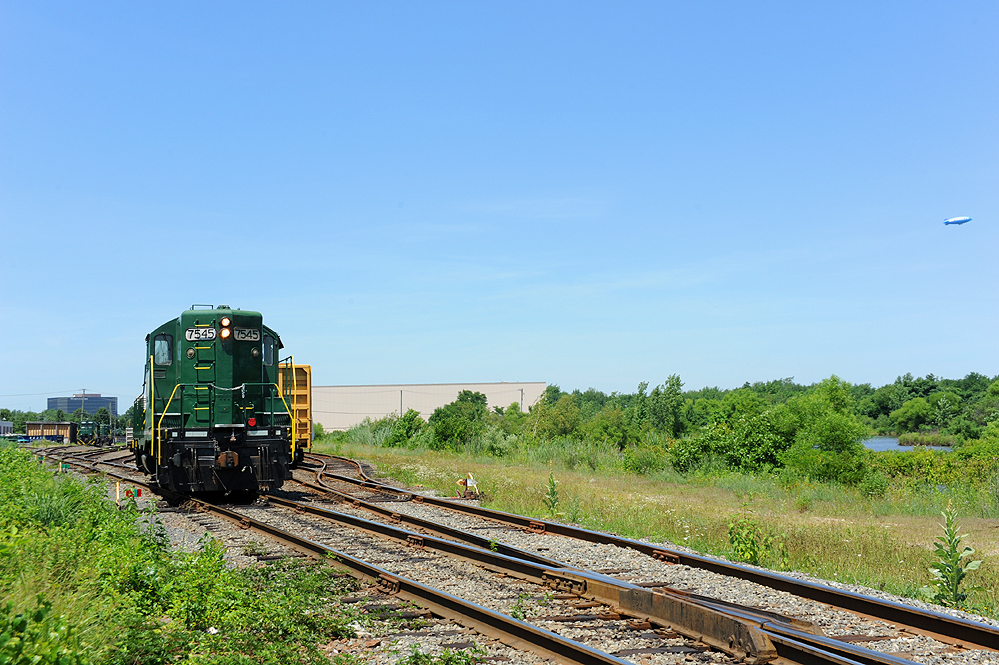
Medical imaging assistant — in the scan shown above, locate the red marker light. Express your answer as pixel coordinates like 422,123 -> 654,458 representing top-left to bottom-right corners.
248,418 -> 257,427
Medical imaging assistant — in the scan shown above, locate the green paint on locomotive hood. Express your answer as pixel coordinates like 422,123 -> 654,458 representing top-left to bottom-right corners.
144,307 -> 285,433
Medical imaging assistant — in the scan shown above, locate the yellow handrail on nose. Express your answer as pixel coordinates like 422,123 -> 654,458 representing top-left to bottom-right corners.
157,384 -> 182,465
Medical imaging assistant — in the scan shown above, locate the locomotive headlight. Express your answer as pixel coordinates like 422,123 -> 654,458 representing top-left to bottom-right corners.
220,327 -> 231,339
220,317 -> 231,327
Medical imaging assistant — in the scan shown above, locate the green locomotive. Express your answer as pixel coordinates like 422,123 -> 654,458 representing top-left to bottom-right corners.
130,305 -> 299,494
78,421 -> 112,446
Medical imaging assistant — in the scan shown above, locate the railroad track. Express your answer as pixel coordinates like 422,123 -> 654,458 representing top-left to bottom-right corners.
302,452 -> 999,658
30,446 -> 999,665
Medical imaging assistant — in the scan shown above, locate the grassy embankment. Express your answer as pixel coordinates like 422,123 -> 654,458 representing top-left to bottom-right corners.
0,443 -> 385,664
315,437 -> 999,619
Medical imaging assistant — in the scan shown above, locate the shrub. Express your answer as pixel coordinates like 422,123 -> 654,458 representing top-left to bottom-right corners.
580,407 -> 635,449
0,596 -> 89,665
859,471 -> 890,498
623,441 -> 670,475
670,424 -> 729,472
384,409 -> 425,447
727,517 -> 789,569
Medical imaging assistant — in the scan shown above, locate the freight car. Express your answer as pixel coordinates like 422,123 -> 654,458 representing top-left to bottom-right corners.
129,305 -> 300,495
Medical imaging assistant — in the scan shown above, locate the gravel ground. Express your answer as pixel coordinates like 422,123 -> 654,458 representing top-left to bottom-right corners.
226,499 -> 734,665
41,447 -> 999,665
291,469 -> 999,665
43,447 -> 561,663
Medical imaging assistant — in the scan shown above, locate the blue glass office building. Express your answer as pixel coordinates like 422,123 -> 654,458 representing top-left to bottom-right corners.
47,394 -> 117,417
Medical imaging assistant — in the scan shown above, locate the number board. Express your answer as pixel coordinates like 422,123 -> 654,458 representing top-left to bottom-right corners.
233,328 -> 261,342
185,327 -> 217,341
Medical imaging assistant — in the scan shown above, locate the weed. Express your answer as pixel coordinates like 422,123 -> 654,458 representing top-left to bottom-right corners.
509,593 -> 531,620
397,643 -> 486,664
920,504 -> 982,607
542,469 -> 560,516
727,516 -> 790,570
488,539 -> 498,552
566,495 -> 584,523
859,472 -> 890,499
241,539 -> 268,556
793,495 -> 813,512
728,517 -> 764,565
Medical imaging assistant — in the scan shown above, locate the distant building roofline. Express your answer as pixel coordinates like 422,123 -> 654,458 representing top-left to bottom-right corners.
314,381 -> 545,389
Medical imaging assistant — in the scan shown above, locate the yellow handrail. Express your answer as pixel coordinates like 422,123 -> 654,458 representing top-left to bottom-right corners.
149,355 -> 154,459
157,383 -> 182,465
272,383 -> 297,460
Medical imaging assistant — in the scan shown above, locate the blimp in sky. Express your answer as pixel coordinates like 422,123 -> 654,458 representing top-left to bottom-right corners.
944,216 -> 972,225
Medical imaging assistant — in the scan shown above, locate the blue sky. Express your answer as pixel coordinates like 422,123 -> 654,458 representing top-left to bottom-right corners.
2,1 -> 996,412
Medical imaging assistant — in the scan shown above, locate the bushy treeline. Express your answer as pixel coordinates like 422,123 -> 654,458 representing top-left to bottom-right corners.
326,373 -> 999,491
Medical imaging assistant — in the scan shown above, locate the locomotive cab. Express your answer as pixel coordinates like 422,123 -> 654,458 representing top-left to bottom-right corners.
131,305 -> 296,495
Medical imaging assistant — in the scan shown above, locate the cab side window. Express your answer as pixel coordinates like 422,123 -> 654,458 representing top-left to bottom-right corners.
154,334 -> 173,365
262,335 -> 274,366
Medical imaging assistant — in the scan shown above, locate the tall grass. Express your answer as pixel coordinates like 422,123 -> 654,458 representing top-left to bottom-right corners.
319,428 -> 999,618
0,443 -> 370,662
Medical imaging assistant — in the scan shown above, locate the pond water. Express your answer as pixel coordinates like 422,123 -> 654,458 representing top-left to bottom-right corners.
862,436 -> 952,452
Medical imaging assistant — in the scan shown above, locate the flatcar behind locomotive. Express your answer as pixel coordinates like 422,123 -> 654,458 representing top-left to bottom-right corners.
130,305 -> 298,494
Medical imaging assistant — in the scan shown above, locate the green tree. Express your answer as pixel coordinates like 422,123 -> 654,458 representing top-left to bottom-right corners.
867,383 -> 913,419
724,410 -> 789,471
92,407 -> 111,425
40,409 -> 66,422
580,406 -> 634,449
927,391 -> 961,427
428,391 -> 488,450
778,376 -> 869,484
384,409 -> 425,447
528,394 -> 580,439
891,397 -> 932,432
646,375 -> 685,437
487,401 -> 529,436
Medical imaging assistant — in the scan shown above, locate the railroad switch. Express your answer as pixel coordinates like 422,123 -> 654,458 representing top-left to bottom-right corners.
376,574 -> 401,595
542,571 -> 587,595
652,549 -> 681,565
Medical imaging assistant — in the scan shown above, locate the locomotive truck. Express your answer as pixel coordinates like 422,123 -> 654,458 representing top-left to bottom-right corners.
130,305 -> 300,495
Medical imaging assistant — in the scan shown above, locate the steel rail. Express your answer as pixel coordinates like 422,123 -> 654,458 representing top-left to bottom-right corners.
267,489 -> 942,665
288,476 -> 566,567
41,448 -> 932,665
27,451 -> 635,665
292,473 -> 924,665
309,453 -> 999,653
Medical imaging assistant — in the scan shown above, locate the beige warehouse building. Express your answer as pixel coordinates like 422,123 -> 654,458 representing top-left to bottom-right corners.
313,382 -> 546,431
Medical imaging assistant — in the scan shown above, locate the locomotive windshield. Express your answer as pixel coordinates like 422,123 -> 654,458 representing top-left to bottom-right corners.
262,335 -> 275,366
154,334 -> 173,365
